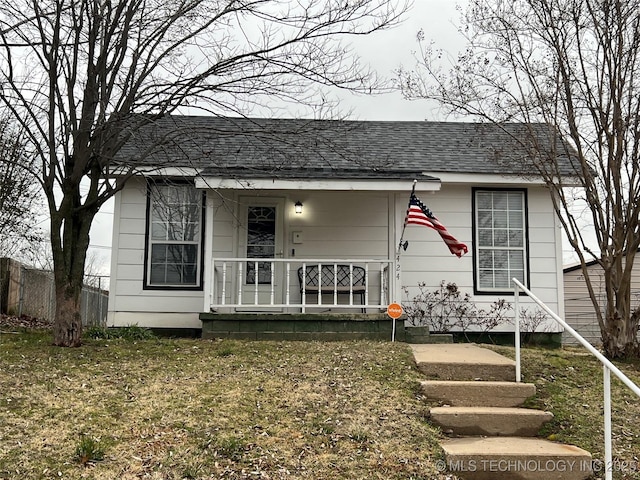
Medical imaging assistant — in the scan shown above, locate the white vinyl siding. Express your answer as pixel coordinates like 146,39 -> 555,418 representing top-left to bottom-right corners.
474,189 -> 527,292
398,185 -> 561,333
563,267 -> 606,345
147,184 -> 203,288
108,179 -> 205,329
107,180 -> 563,332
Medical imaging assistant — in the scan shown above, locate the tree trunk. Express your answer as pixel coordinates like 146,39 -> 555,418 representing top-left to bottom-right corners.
53,279 -> 83,347
50,196 -> 96,347
602,309 -> 640,359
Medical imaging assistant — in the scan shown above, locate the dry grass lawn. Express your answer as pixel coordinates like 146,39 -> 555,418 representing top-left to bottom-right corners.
1,327 -> 639,479
0,331 -> 447,480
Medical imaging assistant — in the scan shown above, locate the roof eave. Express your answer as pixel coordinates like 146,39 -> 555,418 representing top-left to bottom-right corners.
194,176 -> 441,191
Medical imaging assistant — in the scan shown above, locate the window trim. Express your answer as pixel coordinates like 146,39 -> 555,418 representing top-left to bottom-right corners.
471,187 -> 530,295
143,180 -> 206,291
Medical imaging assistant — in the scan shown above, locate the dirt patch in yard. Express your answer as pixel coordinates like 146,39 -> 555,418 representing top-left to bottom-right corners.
0,313 -> 52,331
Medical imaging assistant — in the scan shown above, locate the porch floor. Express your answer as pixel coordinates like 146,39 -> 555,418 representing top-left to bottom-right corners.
200,312 -> 431,342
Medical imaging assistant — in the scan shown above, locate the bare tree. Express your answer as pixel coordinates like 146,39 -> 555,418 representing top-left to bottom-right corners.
0,0 -> 408,346
399,0 -> 640,358
0,115 -> 41,258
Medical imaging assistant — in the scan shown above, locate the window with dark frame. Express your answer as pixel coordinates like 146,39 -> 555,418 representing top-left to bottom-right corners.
146,184 -> 203,288
474,189 -> 527,292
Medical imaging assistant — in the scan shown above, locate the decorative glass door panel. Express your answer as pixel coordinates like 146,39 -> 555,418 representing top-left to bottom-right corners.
238,197 -> 285,309
246,206 -> 276,284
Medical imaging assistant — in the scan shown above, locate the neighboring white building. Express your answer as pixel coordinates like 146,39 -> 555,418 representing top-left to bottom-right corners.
107,117 -> 577,336
564,255 -> 640,346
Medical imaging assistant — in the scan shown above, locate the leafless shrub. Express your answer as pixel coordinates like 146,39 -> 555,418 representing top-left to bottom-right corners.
402,280 -> 512,341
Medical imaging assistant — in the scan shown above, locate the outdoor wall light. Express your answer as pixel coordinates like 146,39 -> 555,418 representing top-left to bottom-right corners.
294,201 -> 303,214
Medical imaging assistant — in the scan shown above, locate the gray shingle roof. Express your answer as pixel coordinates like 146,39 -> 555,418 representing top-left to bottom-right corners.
116,115 -> 578,180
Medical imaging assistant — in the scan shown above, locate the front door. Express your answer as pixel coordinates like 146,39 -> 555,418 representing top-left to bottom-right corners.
238,197 -> 285,309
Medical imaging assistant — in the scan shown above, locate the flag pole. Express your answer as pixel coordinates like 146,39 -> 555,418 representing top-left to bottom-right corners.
391,179 -> 417,342
397,179 -> 417,257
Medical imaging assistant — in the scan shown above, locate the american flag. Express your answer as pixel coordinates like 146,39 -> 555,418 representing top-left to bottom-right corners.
405,194 -> 468,257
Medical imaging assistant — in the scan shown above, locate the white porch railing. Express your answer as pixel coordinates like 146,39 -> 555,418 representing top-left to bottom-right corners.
513,278 -> 640,480
208,257 -> 394,313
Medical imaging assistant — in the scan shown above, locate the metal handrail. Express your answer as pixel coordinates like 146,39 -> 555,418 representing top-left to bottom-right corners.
513,278 -> 640,480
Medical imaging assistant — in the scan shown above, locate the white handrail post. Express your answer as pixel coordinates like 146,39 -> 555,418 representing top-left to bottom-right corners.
253,261 -> 259,305
349,264 -> 354,306
317,263 -> 323,306
380,263 -> 385,308
210,259 -> 216,310
364,263 -> 369,308
604,365 -> 613,480
301,262 -> 306,313
333,263 -> 338,305
270,261 -> 275,305
237,262 -> 243,305
221,262 -> 227,306
285,262 -> 291,306
514,279 -> 521,383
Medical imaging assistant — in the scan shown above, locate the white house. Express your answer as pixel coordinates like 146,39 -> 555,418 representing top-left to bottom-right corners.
107,116 -> 577,339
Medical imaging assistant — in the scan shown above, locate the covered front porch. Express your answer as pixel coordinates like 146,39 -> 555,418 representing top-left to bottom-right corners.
195,177 -> 441,340
200,256 -> 414,341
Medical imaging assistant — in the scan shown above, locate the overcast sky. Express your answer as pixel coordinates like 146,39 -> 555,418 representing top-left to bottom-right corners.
338,0 -> 467,121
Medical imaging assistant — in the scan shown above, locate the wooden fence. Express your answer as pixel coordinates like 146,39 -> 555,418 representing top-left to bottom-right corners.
0,257 -> 108,327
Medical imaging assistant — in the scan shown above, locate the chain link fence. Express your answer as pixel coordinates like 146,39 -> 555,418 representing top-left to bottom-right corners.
0,257 -> 108,327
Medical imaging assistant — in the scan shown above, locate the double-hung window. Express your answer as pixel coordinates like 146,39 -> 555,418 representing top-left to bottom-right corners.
145,184 -> 203,289
473,189 -> 528,293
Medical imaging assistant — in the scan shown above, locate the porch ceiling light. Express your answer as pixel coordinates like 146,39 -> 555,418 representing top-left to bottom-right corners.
294,201 -> 303,214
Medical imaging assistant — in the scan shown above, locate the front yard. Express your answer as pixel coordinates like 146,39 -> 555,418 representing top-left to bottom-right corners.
0,324 -> 639,479
0,330 -> 445,480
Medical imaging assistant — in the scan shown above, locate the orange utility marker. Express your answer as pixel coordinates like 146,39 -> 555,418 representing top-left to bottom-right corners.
387,302 -> 403,342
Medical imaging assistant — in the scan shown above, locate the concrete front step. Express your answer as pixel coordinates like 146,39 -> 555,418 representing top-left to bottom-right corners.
421,380 -> 536,407
441,437 -> 592,480
430,406 -> 553,436
411,344 -> 516,381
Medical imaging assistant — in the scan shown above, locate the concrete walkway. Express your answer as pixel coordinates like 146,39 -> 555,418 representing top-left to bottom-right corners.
412,343 -> 516,381
411,344 -> 592,480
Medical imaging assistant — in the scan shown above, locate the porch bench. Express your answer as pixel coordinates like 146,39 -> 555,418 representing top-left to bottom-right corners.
297,264 -> 366,309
